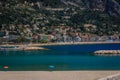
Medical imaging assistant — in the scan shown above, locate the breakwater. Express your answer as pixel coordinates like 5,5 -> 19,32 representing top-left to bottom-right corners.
94,50 -> 120,56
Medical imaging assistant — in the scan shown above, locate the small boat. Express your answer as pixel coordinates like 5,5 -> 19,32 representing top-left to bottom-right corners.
3,66 -> 9,69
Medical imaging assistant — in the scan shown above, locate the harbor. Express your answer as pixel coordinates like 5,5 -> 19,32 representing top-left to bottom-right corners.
0,43 -> 120,71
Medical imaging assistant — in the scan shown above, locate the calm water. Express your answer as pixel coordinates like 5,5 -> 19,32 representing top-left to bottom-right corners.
0,43 -> 120,71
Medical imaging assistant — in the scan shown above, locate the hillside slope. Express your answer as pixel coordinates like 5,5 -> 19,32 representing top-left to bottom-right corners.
61,0 -> 120,17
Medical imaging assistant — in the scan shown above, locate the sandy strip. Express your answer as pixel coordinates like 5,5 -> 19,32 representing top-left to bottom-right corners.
0,41 -> 120,47
31,42 -> 120,46
0,71 -> 120,80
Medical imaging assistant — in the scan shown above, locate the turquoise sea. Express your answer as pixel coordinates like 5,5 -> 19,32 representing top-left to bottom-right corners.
0,43 -> 120,71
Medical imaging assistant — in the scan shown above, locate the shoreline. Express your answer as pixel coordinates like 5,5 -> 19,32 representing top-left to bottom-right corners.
0,41 -> 120,47
0,71 -> 120,80
0,41 -> 119,51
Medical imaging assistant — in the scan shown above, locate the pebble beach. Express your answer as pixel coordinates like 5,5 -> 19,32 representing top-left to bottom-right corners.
0,71 -> 120,80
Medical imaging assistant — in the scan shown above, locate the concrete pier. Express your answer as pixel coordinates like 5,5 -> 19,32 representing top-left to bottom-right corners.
98,73 -> 120,80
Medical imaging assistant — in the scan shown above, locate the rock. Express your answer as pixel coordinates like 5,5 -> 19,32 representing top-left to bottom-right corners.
94,50 -> 120,56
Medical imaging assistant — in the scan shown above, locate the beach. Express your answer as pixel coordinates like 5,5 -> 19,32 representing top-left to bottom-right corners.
0,71 -> 120,80
0,41 -> 120,47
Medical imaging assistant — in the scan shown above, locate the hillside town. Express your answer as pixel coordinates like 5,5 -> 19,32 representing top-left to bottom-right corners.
0,23 -> 120,44
0,0 -> 120,44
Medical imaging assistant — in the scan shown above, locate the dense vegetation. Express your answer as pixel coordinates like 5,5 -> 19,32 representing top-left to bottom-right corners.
0,0 -> 120,36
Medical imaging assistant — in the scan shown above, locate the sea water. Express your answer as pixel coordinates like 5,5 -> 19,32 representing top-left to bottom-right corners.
0,43 -> 120,71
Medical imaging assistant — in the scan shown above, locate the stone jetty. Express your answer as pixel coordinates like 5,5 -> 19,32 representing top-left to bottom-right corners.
94,50 -> 120,56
